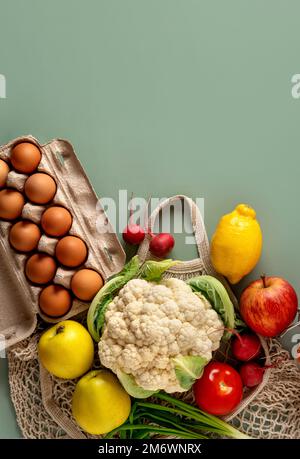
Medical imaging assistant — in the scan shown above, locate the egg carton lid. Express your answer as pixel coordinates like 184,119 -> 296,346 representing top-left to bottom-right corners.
0,135 -> 126,349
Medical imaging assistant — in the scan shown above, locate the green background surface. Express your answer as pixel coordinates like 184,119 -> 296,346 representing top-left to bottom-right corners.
0,0 -> 300,438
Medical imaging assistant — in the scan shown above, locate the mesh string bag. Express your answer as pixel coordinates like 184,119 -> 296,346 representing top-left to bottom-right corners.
7,330 -> 300,439
7,196 -> 300,439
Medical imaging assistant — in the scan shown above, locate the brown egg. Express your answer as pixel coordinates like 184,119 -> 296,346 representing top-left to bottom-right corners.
39,284 -> 72,317
0,159 -> 9,188
0,189 -> 25,220
11,142 -> 41,174
55,236 -> 87,268
25,253 -> 57,284
41,206 -> 72,237
24,173 -> 57,204
9,220 -> 41,252
71,269 -> 104,301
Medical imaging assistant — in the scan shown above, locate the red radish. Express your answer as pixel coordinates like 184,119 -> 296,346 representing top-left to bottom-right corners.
123,223 -> 145,245
122,194 -> 145,245
122,195 -> 175,256
239,362 -> 266,387
149,233 -> 175,258
231,333 -> 261,362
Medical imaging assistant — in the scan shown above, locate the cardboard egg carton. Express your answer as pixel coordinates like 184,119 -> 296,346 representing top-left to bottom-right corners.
0,135 -> 126,348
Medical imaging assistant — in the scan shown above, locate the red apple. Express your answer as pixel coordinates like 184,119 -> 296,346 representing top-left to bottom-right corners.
240,276 -> 298,337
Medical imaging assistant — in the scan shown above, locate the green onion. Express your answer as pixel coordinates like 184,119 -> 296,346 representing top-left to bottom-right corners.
154,393 -> 250,439
105,424 -> 205,439
106,392 -> 250,439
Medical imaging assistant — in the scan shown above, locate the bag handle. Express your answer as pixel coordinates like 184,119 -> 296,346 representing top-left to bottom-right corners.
138,194 -> 214,273
39,364 -> 87,439
138,194 -> 238,310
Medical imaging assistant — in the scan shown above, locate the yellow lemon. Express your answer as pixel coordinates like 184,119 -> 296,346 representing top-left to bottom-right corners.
72,370 -> 131,435
210,204 -> 263,284
38,321 -> 94,379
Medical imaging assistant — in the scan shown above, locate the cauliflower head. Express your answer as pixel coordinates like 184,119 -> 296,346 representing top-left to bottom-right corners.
99,277 -> 224,394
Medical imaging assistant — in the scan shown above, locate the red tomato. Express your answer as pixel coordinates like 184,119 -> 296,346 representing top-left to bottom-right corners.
193,362 -> 243,416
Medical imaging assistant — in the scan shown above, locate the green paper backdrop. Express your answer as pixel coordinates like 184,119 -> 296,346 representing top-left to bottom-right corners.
0,0 -> 299,438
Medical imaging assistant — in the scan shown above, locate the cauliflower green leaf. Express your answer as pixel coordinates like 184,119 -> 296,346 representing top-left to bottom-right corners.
116,255 -> 141,281
139,259 -> 180,282
188,275 -> 236,340
117,371 -> 159,399
87,256 -> 140,341
94,293 -> 113,336
173,356 -> 208,390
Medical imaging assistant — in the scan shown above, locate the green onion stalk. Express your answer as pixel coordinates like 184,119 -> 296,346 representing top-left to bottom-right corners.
105,392 -> 250,440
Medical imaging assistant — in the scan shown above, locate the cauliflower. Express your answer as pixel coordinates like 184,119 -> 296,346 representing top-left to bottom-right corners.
99,277 -> 224,394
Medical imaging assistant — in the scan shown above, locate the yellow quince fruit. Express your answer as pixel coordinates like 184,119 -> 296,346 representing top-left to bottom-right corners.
72,370 -> 131,435
38,320 -> 94,379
